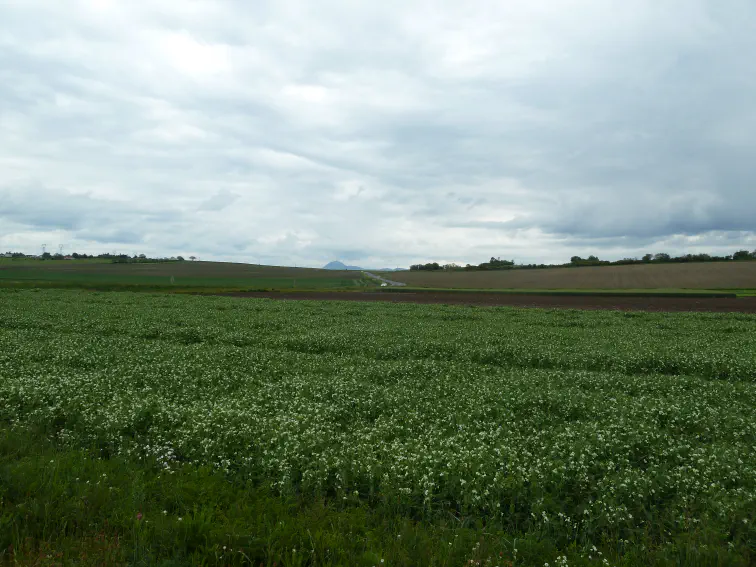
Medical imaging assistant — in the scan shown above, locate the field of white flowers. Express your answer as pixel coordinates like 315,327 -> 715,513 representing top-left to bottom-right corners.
1,289 -> 754,553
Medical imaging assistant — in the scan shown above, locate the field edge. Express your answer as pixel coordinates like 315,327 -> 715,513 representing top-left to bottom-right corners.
2,426 -> 750,567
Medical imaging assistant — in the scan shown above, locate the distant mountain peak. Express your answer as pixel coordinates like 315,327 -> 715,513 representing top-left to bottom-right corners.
323,261 -> 404,272
323,260 -> 362,271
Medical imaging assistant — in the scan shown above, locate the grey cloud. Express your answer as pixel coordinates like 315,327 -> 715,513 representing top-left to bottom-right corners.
0,188 -> 119,231
495,188 -> 756,240
76,229 -> 144,245
0,187 -> 181,247
199,190 -> 240,211
1,0 -> 755,265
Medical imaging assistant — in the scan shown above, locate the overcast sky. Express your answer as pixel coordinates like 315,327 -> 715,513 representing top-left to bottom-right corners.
1,0 -> 755,267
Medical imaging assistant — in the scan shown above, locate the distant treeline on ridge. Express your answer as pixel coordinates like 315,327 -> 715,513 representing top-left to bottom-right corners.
2,251 -> 189,263
410,250 -> 756,271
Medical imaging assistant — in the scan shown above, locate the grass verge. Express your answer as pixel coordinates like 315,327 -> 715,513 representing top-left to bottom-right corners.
1,428 -> 751,567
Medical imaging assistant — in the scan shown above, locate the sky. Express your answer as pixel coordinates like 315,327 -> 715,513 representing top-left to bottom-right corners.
1,0 -> 755,268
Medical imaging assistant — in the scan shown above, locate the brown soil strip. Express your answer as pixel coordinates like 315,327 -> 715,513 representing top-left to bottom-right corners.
219,291 -> 756,313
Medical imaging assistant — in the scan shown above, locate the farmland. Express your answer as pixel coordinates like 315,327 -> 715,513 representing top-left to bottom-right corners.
225,290 -> 756,312
390,261 -> 756,290
4,260 -> 756,303
0,260 -> 366,292
1,289 -> 755,565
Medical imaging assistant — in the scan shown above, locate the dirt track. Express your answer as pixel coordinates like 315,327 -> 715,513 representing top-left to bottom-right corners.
222,291 -> 756,313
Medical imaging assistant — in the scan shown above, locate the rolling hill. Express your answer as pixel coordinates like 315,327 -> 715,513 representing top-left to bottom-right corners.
323,261 -> 403,272
388,261 -> 756,290
323,261 -> 363,271
0,260 -> 368,292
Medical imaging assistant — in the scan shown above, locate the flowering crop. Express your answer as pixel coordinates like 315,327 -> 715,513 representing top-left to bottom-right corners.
1,289 -> 754,551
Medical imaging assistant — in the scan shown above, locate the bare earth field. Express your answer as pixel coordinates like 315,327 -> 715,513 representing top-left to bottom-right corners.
390,261 -> 756,289
223,290 -> 756,312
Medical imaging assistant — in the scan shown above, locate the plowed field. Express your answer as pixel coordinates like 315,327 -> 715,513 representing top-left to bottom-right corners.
224,291 -> 756,312
390,261 -> 756,289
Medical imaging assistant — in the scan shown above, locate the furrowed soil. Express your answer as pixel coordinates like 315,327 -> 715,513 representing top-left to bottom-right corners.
389,261 -> 756,289
223,290 -> 756,312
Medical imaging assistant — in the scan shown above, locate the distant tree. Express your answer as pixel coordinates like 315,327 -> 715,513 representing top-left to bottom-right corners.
190,256 -> 197,261
653,253 -> 671,262
41,252 -> 52,260
733,250 -> 751,261
569,255 -> 606,266
177,256 -> 185,261
488,257 -> 515,268
642,253 -> 653,263
410,262 -> 442,271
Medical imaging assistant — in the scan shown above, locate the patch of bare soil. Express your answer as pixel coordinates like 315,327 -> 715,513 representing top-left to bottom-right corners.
220,291 -> 756,313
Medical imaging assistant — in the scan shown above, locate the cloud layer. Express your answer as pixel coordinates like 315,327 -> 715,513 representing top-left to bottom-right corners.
1,0 -> 755,266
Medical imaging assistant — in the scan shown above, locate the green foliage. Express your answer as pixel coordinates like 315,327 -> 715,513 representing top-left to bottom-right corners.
3,429 -> 559,566
413,258 -> 515,271
409,262 -> 442,271
475,257 -> 515,270
732,250 -> 753,261
570,256 -> 609,267
1,290 -> 755,565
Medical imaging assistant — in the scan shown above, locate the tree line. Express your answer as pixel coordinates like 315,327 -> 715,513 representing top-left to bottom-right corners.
3,252 -> 192,263
569,250 -> 756,266
410,250 -> 756,271
410,257 -> 515,271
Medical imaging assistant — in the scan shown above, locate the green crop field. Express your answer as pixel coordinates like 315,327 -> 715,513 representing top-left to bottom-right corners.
0,260 -> 367,292
1,290 -> 754,565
